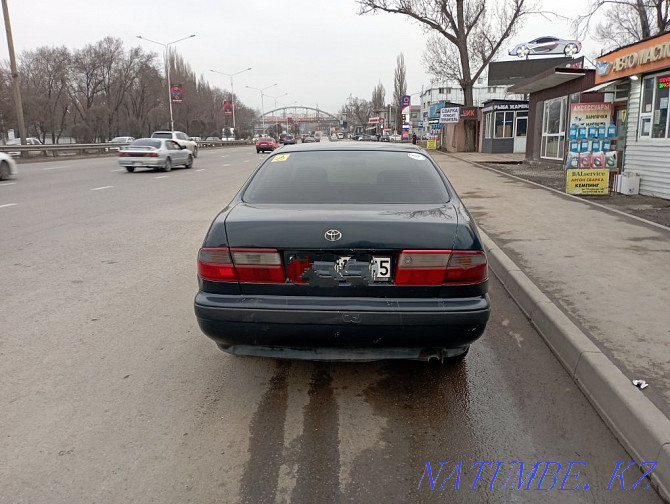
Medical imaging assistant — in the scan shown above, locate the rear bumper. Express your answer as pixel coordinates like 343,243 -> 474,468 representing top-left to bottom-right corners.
194,292 -> 490,359
118,158 -> 162,167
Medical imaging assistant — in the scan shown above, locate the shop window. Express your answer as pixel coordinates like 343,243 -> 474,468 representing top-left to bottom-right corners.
485,113 -> 492,139
639,73 -> 670,139
494,111 -> 514,138
541,96 -> 567,160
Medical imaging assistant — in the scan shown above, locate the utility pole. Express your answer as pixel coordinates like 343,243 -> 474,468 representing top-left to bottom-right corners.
1,0 -> 27,155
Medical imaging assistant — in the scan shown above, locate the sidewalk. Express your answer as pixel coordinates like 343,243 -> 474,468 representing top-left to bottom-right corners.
433,152 -> 670,499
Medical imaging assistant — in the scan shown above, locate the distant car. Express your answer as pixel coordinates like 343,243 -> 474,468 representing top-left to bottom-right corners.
108,136 -> 135,152
380,135 -> 390,142
389,134 -> 402,141
302,136 -> 317,143
329,134 -> 339,141
151,131 -> 198,158
282,134 -> 297,145
6,137 -> 43,157
193,142 -> 490,362
205,137 -> 222,146
256,137 -> 279,153
118,138 -> 194,172
0,151 -> 18,180
337,132 -> 344,139
358,134 -> 378,142
509,36 -> 581,58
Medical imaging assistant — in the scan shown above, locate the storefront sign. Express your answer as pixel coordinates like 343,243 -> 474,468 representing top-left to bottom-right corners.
595,32 -> 670,84
439,107 -> 460,124
482,103 -> 529,113
569,103 -> 612,128
566,169 -> 609,195
658,75 -> 670,89
460,107 -> 478,120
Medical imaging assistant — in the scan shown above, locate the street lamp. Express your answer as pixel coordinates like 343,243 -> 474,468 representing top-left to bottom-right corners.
245,83 -> 277,133
277,99 -> 298,135
210,67 -> 252,132
137,34 -> 196,131
266,92 -> 288,135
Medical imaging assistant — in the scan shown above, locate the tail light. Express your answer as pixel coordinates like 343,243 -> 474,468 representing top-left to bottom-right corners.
395,250 -> 487,285
198,247 -> 285,283
147,152 -> 158,157
118,152 -> 130,157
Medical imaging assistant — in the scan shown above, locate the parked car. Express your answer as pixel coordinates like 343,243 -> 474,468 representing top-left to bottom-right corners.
357,134 -> 378,142
389,134 -> 402,141
194,142 -> 490,362
108,136 -> 135,152
150,131 -> 198,158
509,36 -> 582,58
6,137 -> 43,157
0,151 -> 18,180
256,137 -> 279,153
337,132 -> 344,139
118,138 -> 194,172
379,135 -> 390,142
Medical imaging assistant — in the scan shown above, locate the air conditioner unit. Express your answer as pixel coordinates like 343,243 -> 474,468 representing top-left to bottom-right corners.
614,171 -> 640,195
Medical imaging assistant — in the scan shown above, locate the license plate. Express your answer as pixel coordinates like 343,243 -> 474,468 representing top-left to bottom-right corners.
371,256 -> 391,281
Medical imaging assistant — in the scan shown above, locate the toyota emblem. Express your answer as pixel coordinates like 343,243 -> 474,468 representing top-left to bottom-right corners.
324,229 -> 342,242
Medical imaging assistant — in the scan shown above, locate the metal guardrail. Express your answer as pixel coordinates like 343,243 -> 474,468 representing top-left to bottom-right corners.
0,141 -> 252,157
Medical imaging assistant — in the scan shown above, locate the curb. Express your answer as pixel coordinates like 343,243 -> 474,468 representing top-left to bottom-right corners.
481,229 -> 670,502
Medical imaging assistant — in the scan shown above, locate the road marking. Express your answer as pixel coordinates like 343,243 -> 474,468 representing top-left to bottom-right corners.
223,163 -> 231,167
243,160 -> 250,163
221,155 -> 228,158
155,175 -> 169,179
91,186 -> 113,191
0,182 -> 16,187
195,169 -> 205,172
43,165 -> 72,171
0,203 -> 18,209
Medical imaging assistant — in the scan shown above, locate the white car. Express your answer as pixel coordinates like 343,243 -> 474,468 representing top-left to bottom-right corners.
6,137 -> 43,157
150,131 -> 198,158
0,151 -> 18,180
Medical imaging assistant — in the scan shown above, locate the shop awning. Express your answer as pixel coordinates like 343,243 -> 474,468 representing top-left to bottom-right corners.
582,79 -> 625,93
508,68 -> 587,94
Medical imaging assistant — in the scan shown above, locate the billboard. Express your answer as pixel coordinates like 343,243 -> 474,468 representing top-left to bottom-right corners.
439,107 -> 460,124
170,84 -> 183,104
222,100 -> 233,115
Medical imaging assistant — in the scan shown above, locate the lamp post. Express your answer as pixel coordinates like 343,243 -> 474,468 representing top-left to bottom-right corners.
277,99 -> 297,136
136,34 -> 196,131
245,83 -> 277,134
210,67 -> 251,133
266,92 -> 288,135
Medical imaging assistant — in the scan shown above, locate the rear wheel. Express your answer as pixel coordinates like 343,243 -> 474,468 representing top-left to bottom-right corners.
163,158 -> 172,172
257,149 -> 261,154
185,154 -> 193,168
0,161 -> 10,180
125,166 -> 135,173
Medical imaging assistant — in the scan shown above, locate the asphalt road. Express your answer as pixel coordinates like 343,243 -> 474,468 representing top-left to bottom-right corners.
0,146 -> 662,503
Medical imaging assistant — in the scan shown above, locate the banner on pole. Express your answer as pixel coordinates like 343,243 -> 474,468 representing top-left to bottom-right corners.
223,100 -> 233,115
170,84 -> 183,104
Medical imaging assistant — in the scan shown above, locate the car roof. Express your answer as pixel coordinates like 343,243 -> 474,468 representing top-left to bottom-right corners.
275,142 -> 425,153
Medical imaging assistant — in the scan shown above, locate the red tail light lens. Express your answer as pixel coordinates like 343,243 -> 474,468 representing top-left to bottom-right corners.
147,152 -> 158,157
198,248 -> 285,283
118,152 -> 130,157
395,250 -> 487,285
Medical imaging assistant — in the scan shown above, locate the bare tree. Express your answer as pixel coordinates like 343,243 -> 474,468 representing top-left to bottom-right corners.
393,53 -> 407,133
371,81 -> 386,113
575,0 -> 670,52
341,94 -> 373,127
359,0 -> 531,151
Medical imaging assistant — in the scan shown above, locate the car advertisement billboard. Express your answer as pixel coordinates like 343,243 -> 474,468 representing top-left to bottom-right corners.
170,84 -> 183,104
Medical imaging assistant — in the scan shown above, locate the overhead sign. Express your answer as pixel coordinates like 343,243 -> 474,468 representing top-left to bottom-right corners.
439,107 -> 460,124
595,32 -> 670,84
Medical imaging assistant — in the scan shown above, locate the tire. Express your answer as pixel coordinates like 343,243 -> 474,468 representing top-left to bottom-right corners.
185,154 -> 193,169
125,166 -> 135,173
192,146 -> 198,158
564,43 -> 578,57
257,149 -> 260,153
0,161 -> 10,180
163,158 -> 172,172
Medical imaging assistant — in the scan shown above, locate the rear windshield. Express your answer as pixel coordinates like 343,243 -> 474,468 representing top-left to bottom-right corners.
258,137 -> 274,142
243,150 -> 450,204
130,139 -> 161,148
151,132 -> 171,139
